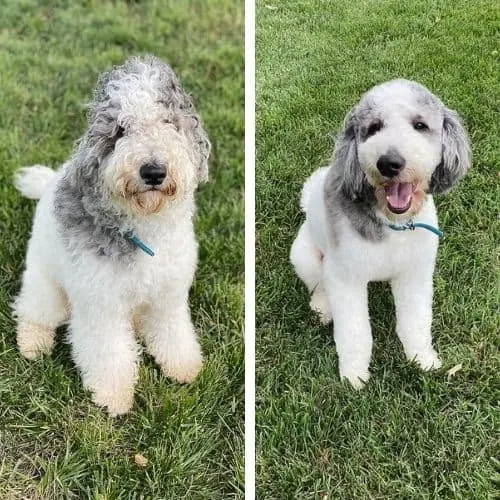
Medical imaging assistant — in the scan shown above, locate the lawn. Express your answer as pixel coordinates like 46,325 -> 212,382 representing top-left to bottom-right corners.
0,1 -> 243,498
256,0 -> 499,498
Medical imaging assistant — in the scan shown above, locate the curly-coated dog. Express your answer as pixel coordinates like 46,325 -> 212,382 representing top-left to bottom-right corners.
13,55 -> 210,415
290,79 -> 470,388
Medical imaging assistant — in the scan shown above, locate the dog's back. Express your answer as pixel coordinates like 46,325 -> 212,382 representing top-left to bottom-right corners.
299,166 -> 329,214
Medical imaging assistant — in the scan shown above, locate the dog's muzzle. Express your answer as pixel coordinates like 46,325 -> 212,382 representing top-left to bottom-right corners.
139,162 -> 167,186
375,150 -> 415,214
376,150 -> 405,178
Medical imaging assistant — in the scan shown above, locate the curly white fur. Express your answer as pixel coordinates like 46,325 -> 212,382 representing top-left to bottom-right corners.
13,56 -> 210,415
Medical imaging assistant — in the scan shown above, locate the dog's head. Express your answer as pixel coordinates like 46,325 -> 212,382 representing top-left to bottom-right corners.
73,55 -> 210,216
334,79 -> 471,220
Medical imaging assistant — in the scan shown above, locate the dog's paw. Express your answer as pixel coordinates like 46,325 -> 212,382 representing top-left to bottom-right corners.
159,343 -> 203,384
339,367 -> 371,389
309,289 -> 332,325
91,388 -> 135,417
413,349 -> 442,371
16,321 -> 55,360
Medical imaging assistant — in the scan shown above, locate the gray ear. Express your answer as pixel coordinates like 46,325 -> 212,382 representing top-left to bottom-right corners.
333,108 -> 369,200
172,91 -> 211,183
193,120 -> 211,183
429,107 -> 471,194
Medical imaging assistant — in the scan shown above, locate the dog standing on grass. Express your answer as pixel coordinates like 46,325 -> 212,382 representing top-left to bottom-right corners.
290,80 -> 470,388
13,56 -> 210,415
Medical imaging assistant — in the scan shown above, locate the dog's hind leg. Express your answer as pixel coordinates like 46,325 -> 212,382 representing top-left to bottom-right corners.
290,222 -> 332,324
13,267 -> 69,360
291,223 -> 322,291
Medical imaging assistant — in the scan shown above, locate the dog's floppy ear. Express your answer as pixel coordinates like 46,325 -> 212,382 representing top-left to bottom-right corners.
333,108 -> 368,200
191,116 -> 211,183
197,137 -> 211,183
169,87 -> 211,184
429,107 -> 471,194
178,107 -> 211,183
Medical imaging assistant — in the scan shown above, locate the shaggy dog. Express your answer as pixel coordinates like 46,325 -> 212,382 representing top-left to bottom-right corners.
290,79 -> 470,388
13,56 -> 210,415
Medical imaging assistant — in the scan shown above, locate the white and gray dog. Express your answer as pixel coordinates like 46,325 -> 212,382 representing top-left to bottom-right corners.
291,79 -> 470,388
13,56 -> 210,415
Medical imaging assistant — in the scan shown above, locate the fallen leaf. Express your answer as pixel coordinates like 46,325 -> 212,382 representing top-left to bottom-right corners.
134,453 -> 148,467
446,363 -> 462,379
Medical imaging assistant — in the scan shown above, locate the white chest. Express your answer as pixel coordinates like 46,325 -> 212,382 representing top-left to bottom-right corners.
333,224 -> 439,283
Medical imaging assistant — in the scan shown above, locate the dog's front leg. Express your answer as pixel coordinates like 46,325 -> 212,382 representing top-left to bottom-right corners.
70,301 -> 139,416
391,272 -> 442,370
142,291 -> 202,384
324,265 -> 372,388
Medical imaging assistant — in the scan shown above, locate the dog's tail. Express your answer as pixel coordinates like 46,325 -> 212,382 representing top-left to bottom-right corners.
14,165 -> 56,200
299,166 -> 329,213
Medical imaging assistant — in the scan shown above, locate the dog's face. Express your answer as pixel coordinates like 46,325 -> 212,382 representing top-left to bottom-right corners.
334,79 -> 471,220
78,56 -> 210,216
356,82 -> 444,217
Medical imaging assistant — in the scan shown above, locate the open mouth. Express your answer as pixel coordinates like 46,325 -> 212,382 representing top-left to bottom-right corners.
384,182 -> 414,214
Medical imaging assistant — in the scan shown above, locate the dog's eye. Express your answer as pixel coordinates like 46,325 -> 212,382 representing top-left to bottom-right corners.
366,121 -> 382,138
413,121 -> 428,131
115,126 -> 125,139
163,118 -> 180,131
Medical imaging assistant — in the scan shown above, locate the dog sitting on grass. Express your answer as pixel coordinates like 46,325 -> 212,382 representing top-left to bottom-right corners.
13,55 -> 210,415
290,80 -> 470,388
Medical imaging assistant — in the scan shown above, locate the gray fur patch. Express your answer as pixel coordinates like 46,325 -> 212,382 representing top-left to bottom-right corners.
54,159 -> 134,260
333,108 -> 373,202
429,108 -> 471,194
324,166 -> 384,243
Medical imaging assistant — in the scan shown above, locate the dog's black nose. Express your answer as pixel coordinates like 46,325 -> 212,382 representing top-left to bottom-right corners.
139,163 -> 166,186
376,151 -> 405,178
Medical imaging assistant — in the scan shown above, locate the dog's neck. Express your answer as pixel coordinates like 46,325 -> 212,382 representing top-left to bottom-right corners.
333,180 -> 436,242
55,168 -> 196,260
335,183 -> 386,241
119,194 -> 196,258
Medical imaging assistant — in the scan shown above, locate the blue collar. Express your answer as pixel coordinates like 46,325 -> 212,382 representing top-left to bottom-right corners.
124,231 -> 155,256
388,220 -> 443,238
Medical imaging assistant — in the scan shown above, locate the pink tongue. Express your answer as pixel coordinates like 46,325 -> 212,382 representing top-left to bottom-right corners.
385,182 -> 412,210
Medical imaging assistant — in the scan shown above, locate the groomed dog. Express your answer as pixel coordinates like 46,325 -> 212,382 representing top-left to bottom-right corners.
13,56 -> 210,415
290,79 -> 470,388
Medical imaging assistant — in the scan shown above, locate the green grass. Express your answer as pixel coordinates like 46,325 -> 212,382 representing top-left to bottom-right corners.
0,1 -> 243,498
256,0 -> 499,497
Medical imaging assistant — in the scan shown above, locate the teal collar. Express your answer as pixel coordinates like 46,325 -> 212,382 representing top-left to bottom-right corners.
125,231 -> 155,256
388,220 -> 443,238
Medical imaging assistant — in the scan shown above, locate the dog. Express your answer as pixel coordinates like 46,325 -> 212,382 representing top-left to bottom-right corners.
12,55 -> 211,415
290,79 -> 470,388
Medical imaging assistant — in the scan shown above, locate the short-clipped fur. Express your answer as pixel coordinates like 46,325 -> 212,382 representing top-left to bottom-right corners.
291,79 -> 470,387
